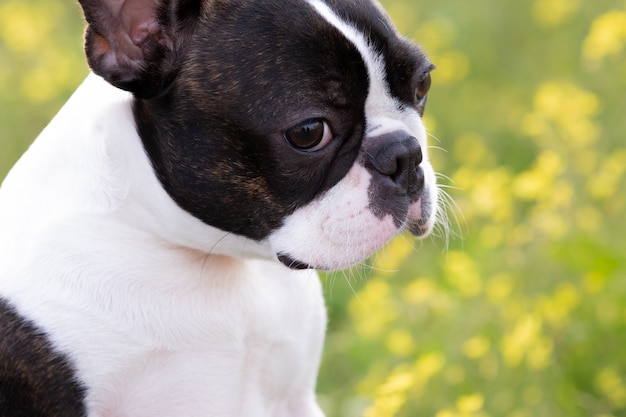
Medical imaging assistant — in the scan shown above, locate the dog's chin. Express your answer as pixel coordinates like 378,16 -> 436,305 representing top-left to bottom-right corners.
274,222 -> 425,272
272,197 -> 437,272
406,195 -> 437,238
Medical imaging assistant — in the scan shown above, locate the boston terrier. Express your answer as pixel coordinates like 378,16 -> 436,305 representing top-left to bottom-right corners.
0,0 -> 439,415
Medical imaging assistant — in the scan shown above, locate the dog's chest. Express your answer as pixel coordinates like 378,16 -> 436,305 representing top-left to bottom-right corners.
3,235 -> 326,416
69,256 -> 327,417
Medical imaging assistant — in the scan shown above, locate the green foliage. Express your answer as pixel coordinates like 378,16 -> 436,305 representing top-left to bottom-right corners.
1,0 -> 626,416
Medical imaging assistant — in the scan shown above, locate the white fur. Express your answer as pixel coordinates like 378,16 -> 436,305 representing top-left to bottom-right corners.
0,74 -> 326,417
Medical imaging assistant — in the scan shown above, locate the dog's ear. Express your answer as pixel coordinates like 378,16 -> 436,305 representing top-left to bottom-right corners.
78,0 -> 201,98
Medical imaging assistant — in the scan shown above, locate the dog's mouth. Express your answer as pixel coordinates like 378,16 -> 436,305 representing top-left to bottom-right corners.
277,253 -> 313,270
270,165 -> 438,273
405,194 -> 435,237
275,208 -> 431,272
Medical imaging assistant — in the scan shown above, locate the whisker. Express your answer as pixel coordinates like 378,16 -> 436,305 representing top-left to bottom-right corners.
199,230 -> 236,277
426,131 -> 442,144
343,270 -> 365,305
432,187 -> 465,252
437,183 -> 462,191
434,171 -> 453,180
427,145 -> 448,153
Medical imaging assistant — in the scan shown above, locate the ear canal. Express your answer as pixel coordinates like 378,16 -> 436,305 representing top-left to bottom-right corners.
78,0 -> 196,98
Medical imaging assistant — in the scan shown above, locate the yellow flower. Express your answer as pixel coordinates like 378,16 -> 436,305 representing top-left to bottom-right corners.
512,150 -> 565,201
414,352 -> 446,386
583,10 -> 626,62
444,251 -> 482,297
454,133 -> 493,167
586,148 -> 626,200
403,277 -> 436,304
349,279 -> 398,339
486,273 -> 515,304
365,367 -> 415,417
535,81 -> 599,124
537,283 -> 580,328
364,353 -> 446,417
467,168 -> 514,222
463,336 -> 490,359
431,50 -> 470,85
456,393 -> 484,414
526,336 -> 553,370
479,224 -> 503,248
403,278 -> 453,313
374,236 -> 414,272
522,81 -> 600,148
533,0 -> 581,26
583,271 -> 607,293
530,209 -> 567,240
411,19 -> 470,85
0,1 -> 62,53
20,56 -> 86,104
500,313 -> 552,369
385,329 -> 416,357
596,368 -> 626,408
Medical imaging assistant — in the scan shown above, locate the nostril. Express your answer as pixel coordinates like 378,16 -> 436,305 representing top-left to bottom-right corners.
416,143 -> 423,165
365,132 -> 422,193
369,143 -> 402,177
390,153 -> 410,185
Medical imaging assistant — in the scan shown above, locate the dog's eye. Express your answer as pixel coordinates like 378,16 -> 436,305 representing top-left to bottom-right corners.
415,69 -> 433,116
284,119 -> 333,152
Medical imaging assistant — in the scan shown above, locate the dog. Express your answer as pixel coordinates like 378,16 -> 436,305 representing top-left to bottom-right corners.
0,0 -> 439,415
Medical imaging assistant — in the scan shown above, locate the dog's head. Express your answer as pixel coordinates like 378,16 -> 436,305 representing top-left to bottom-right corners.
78,0 -> 439,271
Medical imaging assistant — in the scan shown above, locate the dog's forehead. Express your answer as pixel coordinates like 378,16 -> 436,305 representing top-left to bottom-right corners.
309,0 -> 433,135
190,0 -> 429,126
198,0 -> 426,86
305,0 -> 431,124
188,0 -> 375,113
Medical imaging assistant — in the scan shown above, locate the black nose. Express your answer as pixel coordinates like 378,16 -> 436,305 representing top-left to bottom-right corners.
364,131 -> 424,196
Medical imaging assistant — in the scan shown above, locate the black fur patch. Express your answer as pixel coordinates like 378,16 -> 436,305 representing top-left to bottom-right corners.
0,298 -> 87,417
134,0 -> 370,240
131,0 -> 432,242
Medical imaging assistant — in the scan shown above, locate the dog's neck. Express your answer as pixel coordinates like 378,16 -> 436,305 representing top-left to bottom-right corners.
0,74 -> 273,264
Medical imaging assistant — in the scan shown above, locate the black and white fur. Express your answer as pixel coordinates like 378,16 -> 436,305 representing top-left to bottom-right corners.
0,0 -> 439,415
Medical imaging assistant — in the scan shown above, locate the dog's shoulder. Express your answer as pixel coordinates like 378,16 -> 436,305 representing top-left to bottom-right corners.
0,298 -> 87,417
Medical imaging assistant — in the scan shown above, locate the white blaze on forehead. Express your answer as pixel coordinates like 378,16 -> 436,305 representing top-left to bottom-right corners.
305,0 -> 426,140
305,0 -> 402,121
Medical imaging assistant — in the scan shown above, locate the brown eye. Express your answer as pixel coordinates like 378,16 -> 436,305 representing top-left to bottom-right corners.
415,71 -> 432,101
416,71 -> 432,116
284,119 -> 333,151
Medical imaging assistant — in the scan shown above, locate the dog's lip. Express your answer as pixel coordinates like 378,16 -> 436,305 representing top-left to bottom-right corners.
277,253 -> 313,270
407,219 -> 429,237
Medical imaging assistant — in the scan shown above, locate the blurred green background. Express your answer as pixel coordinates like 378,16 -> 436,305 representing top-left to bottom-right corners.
1,0 -> 626,416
